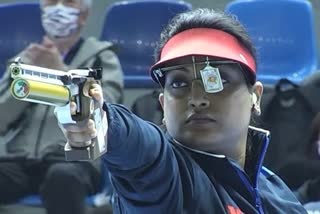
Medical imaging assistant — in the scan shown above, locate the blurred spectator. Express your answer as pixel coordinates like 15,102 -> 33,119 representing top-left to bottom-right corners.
278,112 -> 320,204
260,78 -> 320,173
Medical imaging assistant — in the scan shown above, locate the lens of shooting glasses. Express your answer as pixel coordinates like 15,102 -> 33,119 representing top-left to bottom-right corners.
11,78 -> 70,106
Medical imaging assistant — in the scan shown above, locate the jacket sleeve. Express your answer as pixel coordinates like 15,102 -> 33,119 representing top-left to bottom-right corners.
0,57 -> 31,134
102,104 -> 183,213
98,49 -> 124,104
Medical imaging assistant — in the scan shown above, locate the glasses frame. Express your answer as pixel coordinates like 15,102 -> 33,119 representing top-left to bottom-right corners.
152,60 -> 249,87
158,60 -> 240,73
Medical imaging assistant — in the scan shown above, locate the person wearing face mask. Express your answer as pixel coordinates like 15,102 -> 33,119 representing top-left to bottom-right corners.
57,9 -> 307,213
0,0 -> 123,214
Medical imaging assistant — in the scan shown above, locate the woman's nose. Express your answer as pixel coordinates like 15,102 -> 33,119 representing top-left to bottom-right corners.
188,80 -> 210,110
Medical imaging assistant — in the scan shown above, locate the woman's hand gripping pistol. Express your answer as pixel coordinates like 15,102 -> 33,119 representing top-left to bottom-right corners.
9,57 -> 108,161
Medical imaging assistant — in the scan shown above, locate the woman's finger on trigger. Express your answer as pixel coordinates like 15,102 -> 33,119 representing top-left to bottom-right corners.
89,85 -> 103,102
70,101 -> 77,115
90,83 -> 101,94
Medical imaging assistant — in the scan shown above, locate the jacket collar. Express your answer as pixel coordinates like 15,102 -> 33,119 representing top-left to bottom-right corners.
245,126 -> 270,187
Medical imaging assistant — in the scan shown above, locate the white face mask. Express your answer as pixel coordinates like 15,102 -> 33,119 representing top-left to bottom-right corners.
42,3 -> 80,38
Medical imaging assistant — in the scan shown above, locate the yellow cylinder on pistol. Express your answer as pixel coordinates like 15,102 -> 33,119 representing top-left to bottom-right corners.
11,78 -> 70,106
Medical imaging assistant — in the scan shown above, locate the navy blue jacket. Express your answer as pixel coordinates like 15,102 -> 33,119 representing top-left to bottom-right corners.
102,104 -> 307,214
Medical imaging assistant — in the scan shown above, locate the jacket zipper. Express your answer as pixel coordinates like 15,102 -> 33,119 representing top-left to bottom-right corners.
237,170 -> 264,214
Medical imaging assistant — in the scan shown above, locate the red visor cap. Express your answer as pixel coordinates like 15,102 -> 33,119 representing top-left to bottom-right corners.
150,28 -> 256,84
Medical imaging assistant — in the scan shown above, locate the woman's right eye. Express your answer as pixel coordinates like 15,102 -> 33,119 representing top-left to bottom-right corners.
171,80 -> 188,88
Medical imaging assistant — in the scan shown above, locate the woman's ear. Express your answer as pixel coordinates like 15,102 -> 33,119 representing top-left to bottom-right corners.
252,81 -> 263,115
158,93 -> 164,110
159,93 -> 166,126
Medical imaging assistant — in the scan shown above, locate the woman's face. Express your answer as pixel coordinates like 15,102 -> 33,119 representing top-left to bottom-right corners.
159,56 -> 263,154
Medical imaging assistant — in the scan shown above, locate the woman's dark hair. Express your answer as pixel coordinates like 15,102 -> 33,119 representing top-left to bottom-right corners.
154,8 -> 257,87
155,8 -> 256,63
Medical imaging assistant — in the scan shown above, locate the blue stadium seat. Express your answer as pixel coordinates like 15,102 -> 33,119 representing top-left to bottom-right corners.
100,0 -> 192,88
18,194 -> 97,206
0,3 -> 44,79
225,0 -> 318,85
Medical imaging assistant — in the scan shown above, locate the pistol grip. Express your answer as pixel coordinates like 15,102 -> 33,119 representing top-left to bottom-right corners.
64,107 -> 108,161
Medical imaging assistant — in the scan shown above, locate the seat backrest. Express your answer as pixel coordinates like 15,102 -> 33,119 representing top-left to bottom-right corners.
225,0 -> 318,85
100,0 -> 192,88
0,3 -> 44,78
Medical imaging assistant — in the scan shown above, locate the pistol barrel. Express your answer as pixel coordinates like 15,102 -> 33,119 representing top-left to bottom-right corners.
11,78 -> 70,106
